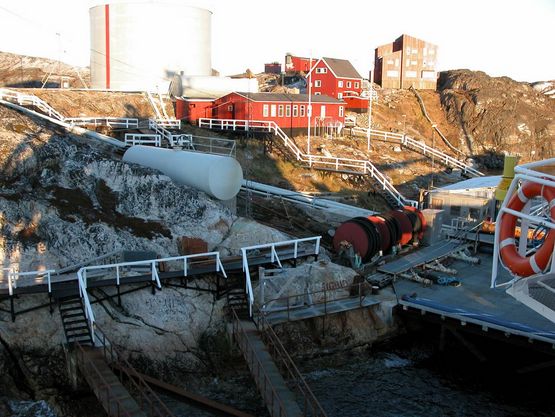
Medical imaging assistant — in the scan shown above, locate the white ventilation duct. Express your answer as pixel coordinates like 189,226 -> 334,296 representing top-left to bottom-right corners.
123,146 -> 243,200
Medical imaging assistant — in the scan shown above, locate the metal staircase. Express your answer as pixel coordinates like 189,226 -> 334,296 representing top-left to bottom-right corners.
198,118 -> 417,208
59,294 -> 93,346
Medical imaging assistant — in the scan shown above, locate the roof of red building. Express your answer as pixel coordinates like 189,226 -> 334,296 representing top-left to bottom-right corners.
307,57 -> 362,79
233,92 -> 344,104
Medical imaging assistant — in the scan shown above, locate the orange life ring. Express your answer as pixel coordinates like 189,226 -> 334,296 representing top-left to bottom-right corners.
499,181 -> 555,277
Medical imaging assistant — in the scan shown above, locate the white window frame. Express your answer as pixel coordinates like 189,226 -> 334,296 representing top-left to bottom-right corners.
339,106 -> 344,117
354,82 -> 359,89
337,93 -> 343,99
263,104 -> 269,117
315,92 -> 321,95
346,81 -> 352,88
293,105 -> 298,117
315,67 -> 328,74
315,80 -> 322,87
278,105 -> 284,117
270,104 -> 277,117
338,80 -> 344,88
286,105 -> 291,117
300,105 -> 305,117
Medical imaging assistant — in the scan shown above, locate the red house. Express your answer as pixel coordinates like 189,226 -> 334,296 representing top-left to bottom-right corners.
306,57 -> 364,108
211,92 -> 346,136
284,54 -> 312,73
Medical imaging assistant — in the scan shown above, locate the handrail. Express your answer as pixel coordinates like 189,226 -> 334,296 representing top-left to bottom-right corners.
57,250 -> 122,275
148,119 -> 190,147
2,268 -> 55,296
65,117 -> 139,128
80,251 -> 227,284
74,341 -> 135,417
230,308 -> 288,417
124,133 -> 162,147
77,269 -> 96,341
0,88 -> 65,121
241,237 -> 321,317
258,314 -> 327,417
351,127 -> 483,177
199,118 -> 416,207
87,325 -> 175,417
259,281 -> 369,319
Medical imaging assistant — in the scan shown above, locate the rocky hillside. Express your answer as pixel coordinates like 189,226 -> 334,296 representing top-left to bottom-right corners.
0,51 -> 89,88
438,70 -> 555,162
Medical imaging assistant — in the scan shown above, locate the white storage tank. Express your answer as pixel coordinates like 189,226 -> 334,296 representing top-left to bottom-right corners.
123,146 -> 243,201
90,1 -> 212,91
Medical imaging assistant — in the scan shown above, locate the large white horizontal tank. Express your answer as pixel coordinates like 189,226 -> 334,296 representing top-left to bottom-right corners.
90,2 -> 212,91
170,75 -> 259,98
123,146 -> 243,200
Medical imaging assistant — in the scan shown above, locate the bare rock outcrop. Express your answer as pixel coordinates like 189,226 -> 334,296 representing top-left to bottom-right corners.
438,70 -> 555,164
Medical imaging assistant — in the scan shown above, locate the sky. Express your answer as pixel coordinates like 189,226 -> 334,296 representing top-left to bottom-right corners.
0,0 -> 554,82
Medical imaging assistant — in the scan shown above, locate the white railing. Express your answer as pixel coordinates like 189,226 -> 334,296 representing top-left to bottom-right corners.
0,88 -> 65,121
65,117 -> 139,129
146,91 -> 164,120
148,119 -> 191,147
154,119 -> 181,129
199,118 -> 416,207
1,268 -> 55,296
77,269 -> 96,343
240,236 -> 321,317
124,133 -> 162,147
351,127 -> 484,177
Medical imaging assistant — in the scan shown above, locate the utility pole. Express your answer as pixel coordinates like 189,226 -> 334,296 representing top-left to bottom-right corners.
430,124 -> 436,189
367,68 -> 374,150
307,53 -> 313,155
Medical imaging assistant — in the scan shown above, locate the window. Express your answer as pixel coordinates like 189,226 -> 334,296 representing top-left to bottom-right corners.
354,82 -> 359,89
412,48 -> 418,54
386,59 -> 394,65
227,105 -> 233,112
338,80 -> 344,88
316,67 -> 328,74
286,105 -> 291,117
405,70 -> 417,78
278,105 -> 284,117
337,93 -> 343,99
431,198 -> 443,209
263,105 -> 269,117
339,106 -> 344,117
270,105 -> 276,117
315,92 -> 321,95
422,70 -> 436,79
300,105 -> 305,117
315,80 -> 322,87
346,81 -> 352,88
386,70 -> 399,77
411,60 -> 418,66
293,105 -> 298,117
320,105 -> 326,118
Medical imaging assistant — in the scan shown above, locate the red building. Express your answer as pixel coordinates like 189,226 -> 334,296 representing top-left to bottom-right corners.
175,98 -> 215,122
306,57 -> 364,105
264,62 -> 282,74
284,54 -> 312,73
211,92 -> 345,136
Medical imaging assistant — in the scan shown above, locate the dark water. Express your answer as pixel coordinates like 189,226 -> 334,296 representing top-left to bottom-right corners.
164,339 -> 555,417
301,342 -> 555,417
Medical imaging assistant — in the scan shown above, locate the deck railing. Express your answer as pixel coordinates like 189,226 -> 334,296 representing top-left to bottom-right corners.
241,237 -> 321,317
